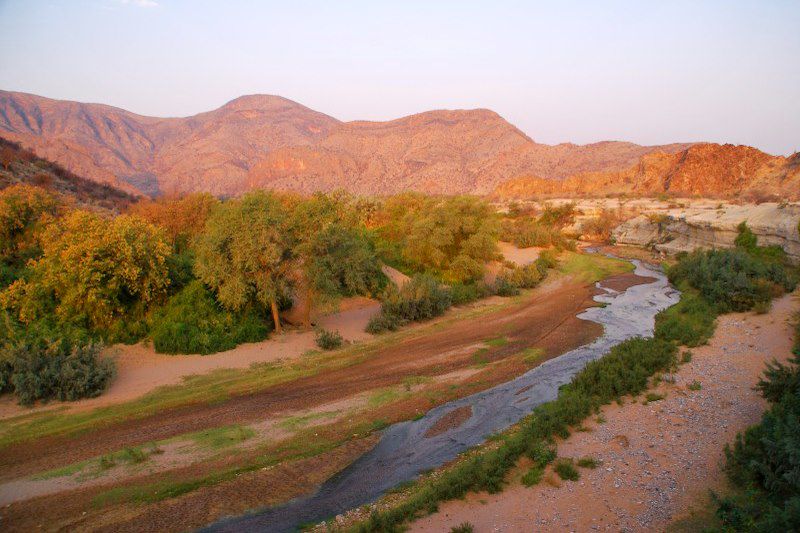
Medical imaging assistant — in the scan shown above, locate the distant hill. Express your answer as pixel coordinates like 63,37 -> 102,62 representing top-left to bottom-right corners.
0,90 -> 695,197
0,136 -> 138,212
493,144 -> 800,201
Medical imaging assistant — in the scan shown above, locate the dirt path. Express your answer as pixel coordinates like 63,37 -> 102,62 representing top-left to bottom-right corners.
0,276 -> 605,481
410,293 -> 799,532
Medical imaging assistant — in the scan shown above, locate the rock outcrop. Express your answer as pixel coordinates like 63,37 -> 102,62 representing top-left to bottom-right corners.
493,144 -> 800,201
613,203 -> 800,262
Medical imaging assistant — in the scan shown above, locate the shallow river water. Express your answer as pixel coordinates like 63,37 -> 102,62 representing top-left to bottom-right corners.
204,259 -> 679,532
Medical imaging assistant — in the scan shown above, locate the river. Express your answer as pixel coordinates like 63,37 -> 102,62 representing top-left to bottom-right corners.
203,258 -> 679,532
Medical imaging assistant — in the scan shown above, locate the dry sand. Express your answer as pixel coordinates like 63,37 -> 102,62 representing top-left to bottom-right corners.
0,297 -> 380,419
411,293 -> 799,532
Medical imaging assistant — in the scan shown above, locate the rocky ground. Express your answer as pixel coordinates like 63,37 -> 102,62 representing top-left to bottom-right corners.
410,292 -> 799,532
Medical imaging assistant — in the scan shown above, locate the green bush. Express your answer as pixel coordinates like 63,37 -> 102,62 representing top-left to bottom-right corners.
654,289 -> 717,347
149,281 -> 270,355
716,355 -> 800,531
365,312 -> 402,334
493,275 -> 520,297
1,335 -> 115,406
366,275 -> 452,334
449,282 -> 492,306
668,248 -> 795,314
554,459 -> 580,481
315,328 -> 343,350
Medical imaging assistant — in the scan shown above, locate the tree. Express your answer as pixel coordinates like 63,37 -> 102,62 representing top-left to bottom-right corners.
193,191 -> 293,333
289,193 -> 383,327
127,192 -> 219,252
2,210 -> 171,332
0,184 -> 59,268
375,194 -> 500,282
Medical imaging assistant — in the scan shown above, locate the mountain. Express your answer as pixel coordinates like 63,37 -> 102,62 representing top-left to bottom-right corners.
0,90 -> 699,197
0,136 -> 138,212
493,144 -> 800,201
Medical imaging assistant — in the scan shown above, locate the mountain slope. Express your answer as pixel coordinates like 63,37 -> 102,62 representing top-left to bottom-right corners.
493,144 -> 800,200
1,90 -> 697,197
0,136 -> 138,212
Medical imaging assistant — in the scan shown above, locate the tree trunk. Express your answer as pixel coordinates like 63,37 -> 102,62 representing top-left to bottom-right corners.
303,284 -> 314,330
270,298 -> 282,334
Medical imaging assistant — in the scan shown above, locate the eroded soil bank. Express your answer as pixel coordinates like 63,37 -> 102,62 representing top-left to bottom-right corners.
410,293 -> 799,532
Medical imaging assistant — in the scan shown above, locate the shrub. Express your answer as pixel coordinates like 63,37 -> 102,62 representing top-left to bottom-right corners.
449,282 -> 492,306
716,355 -> 800,531
2,335 -> 115,406
365,312 -> 403,334
150,281 -> 270,355
667,248 -> 795,314
493,275 -> 520,297
366,274 -> 452,333
315,328 -> 343,350
450,523 -> 474,533
654,290 -> 717,347
554,459 -> 580,481
580,209 -> 620,243
577,457 -> 601,469
521,465 -> 544,486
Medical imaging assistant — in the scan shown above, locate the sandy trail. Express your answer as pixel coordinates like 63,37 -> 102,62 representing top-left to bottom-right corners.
411,293 -> 799,532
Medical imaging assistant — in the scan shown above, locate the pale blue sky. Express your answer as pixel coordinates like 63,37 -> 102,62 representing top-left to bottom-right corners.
0,0 -> 798,154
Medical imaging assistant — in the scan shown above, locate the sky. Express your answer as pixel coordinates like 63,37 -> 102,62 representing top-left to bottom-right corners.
0,0 -> 798,155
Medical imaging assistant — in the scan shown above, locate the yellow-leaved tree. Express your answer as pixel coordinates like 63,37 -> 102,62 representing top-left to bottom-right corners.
2,210 -> 171,334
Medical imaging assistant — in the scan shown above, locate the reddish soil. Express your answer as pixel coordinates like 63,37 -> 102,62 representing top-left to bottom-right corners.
600,272 -> 657,292
0,276 -> 602,481
0,436 -> 380,533
424,406 -> 473,438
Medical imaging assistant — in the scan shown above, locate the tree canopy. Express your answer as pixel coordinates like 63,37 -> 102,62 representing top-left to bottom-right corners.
193,191 -> 294,333
374,194 -> 500,282
2,210 -> 171,333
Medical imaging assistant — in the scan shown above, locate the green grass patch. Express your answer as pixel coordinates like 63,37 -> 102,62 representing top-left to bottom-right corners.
644,392 -> 665,403
521,465 -> 544,486
471,348 -> 490,367
688,381 -> 702,391
278,411 -> 340,432
367,388 -> 403,408
557,251 -> 633,283
31,458 -> 92,480
190,425 -> 255,450
402,375 -> 432,390
576,457 -> 601,469
520,347 -> 544,364
484,336 -> 508,347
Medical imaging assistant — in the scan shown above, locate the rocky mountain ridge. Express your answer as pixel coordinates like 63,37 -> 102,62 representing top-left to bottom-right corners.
1,90 -> 698,197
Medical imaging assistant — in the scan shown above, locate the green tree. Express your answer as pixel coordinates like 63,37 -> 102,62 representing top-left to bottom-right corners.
193,191 -> 293,333
289,193 -> 384,327
375,194 -> 500,282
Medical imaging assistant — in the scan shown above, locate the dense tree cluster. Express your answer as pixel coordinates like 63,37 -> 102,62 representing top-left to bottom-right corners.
0,188 -> 513,404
